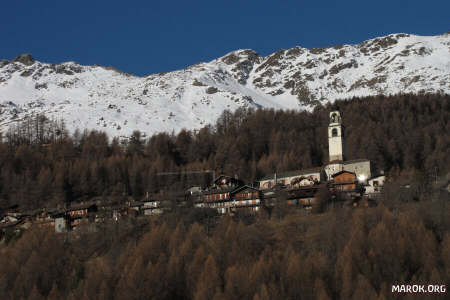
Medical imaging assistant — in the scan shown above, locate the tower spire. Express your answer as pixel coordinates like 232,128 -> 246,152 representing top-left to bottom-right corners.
328,111 -> 345,161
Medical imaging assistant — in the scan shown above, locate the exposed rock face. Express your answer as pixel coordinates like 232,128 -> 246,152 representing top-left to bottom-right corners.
0,33 -> 449,137
12,53 -> 35,66
223,49 -> 261,84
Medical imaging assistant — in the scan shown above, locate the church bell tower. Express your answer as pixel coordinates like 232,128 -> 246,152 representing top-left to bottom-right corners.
328,111 -> 345,161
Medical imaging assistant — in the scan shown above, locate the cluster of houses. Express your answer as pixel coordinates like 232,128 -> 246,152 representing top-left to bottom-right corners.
0,111 -> 386,237
190,175 -> 262,214
189,111 -> 385,214
0,197 -> 168,237
188,169 -> 384,215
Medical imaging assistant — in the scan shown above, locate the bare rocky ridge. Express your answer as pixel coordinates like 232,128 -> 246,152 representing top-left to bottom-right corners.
0,33 -> 449,137
12,53 -> 35,66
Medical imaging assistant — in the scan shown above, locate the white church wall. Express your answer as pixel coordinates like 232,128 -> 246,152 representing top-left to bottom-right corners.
324,163 -> 344,180
344,160 -> 371,182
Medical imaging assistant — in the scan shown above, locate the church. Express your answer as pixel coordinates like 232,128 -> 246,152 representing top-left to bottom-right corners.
323,111 -> 372,182
258,111 -> 375,189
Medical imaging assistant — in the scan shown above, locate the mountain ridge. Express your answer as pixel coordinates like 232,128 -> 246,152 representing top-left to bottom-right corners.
1,32 -> 449,137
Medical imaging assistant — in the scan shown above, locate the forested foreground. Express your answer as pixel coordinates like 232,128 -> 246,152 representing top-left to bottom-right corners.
0,189 -> 449,300
0,93 -> 449,210
0,93 -> 449,299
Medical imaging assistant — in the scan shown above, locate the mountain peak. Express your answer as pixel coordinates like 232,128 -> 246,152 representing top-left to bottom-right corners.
12,53 -> 35,66
220,49 -> 260,65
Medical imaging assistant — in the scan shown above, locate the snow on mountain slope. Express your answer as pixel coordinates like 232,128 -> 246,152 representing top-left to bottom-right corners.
0,32 -> 449,137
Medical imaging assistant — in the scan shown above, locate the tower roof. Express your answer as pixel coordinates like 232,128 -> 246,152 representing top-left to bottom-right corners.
329,111 -> 342,124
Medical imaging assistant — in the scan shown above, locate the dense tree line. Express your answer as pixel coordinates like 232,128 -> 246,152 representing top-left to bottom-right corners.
0,93 -> 449,210
0,184 -> 448,299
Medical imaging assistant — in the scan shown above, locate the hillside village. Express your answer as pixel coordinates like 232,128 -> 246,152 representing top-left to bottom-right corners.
0,110 -> 386,236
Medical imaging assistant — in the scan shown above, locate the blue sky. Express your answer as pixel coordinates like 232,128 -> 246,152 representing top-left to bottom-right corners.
2,0 -> 449,76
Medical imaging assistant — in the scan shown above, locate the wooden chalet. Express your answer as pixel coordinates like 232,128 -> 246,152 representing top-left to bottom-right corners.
263,183 -> 326,209
331,171 -> 358,192
192,175 -> 264,214
191,174 -> 246,214
287,183 -> 327,207
67,202 -> 98,229
230,185 -> 262,213
68,202 -> 97,218
194,186 -> 235,214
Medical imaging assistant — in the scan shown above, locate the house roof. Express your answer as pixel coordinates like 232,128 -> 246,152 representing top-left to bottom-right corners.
214,174 -> 231,180
51,210 -> 67,218
68,202 -> 97,211
259,167 -> 323,181
0,219 -> 23,229
21,209 -> 42,217
231,185 -> 261,194
44,207 -> 60,214
332,170 -> 356,177
201,186 -> 236,195
368,174 -> 385,181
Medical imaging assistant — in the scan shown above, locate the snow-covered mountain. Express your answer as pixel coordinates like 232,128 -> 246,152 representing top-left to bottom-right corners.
1,32 -> 449,137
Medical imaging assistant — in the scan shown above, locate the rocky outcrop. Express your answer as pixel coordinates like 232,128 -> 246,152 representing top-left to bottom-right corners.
12,53 -> 35,66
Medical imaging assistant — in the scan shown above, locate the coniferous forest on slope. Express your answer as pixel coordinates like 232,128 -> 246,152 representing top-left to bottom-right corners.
0,93 -> 449,299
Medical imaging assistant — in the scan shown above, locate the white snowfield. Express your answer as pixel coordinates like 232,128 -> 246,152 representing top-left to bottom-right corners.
0,33 -> 449,138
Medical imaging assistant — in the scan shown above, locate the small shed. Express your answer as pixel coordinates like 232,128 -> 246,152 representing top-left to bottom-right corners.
53,211 -> 68,233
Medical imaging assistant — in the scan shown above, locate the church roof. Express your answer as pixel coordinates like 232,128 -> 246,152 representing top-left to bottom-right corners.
327,158 -> 370,165
327,160 -> 344,164
343,158 -> 370,164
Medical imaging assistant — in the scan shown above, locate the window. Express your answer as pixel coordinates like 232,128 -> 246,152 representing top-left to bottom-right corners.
332,128 -> 338,137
